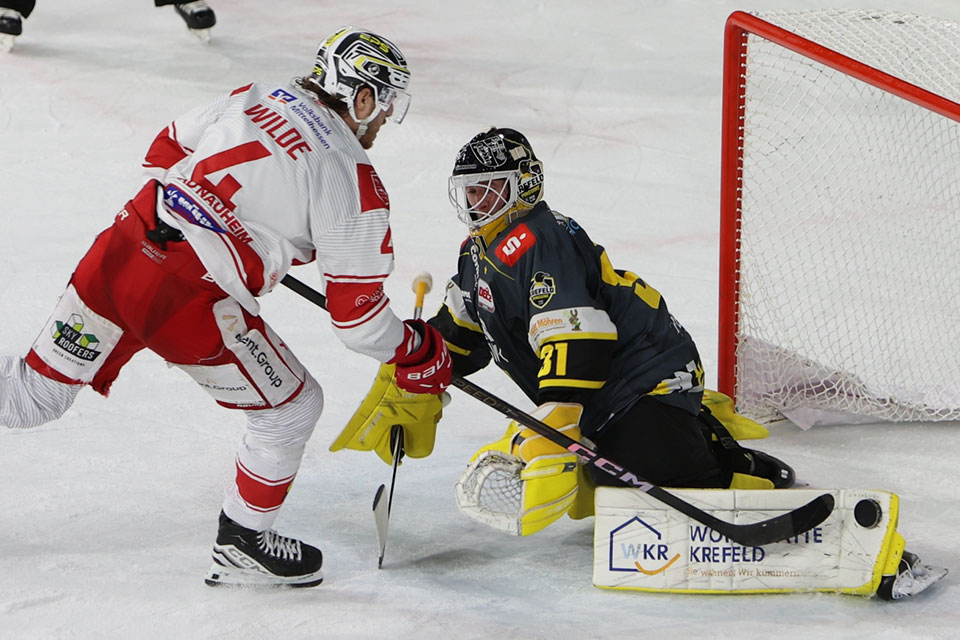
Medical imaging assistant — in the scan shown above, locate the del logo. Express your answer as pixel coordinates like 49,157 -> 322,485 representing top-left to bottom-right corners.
476,279 -> 495,313
495,223 -> 536,266
608,517 -> 681,575
51,314 -> 102,362
529,271 -> 556,309
268,88 -> 297,103
163,184 -> 225,233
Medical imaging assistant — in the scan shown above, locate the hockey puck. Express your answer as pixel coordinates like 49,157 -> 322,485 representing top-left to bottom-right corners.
854,498 -> 883,528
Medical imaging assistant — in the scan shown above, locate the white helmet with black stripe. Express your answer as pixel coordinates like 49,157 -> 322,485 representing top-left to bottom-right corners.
311,26 -> 411,136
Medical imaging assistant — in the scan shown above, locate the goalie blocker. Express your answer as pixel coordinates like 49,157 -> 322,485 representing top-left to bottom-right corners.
594,487 -> 946,599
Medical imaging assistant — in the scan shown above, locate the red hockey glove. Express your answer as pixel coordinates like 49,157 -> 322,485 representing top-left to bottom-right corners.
389,319 -> 452,394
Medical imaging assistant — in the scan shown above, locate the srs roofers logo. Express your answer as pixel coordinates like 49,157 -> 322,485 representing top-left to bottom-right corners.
608,517 -> 681,575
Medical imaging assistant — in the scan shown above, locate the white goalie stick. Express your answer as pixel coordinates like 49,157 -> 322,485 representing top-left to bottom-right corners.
280,274 -> 835,547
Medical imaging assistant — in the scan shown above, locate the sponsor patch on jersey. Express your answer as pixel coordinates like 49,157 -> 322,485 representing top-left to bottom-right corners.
529,271 -> 556,309
268,88 -> 298,103
30,285 -> 123,383
162,184 -> 226,233
357,164 -> 390,212
495,223 -> 536,266
477,278 -> 495,313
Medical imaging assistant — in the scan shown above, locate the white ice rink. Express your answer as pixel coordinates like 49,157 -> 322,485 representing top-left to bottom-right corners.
1,1 -> 958,638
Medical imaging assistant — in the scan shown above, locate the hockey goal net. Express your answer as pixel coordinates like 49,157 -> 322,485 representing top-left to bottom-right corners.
717,10 -> 960,427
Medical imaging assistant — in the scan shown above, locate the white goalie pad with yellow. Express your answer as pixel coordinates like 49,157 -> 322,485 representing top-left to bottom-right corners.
593,487 -> 906,595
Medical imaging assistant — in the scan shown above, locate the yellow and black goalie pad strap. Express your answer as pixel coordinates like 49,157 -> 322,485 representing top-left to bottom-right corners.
702,389 -> 769,441
593,487 -> 904,596
329,362 -> 445,465
511,402 -> 583,461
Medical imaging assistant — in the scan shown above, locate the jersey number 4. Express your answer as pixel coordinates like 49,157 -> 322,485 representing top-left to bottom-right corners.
190,141 -> 272,209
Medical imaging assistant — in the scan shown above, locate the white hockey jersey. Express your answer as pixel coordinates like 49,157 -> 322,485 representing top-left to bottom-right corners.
141,81 -> 405,362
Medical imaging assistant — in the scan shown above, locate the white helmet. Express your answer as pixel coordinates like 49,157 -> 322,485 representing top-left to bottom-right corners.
310,26 -> 411,136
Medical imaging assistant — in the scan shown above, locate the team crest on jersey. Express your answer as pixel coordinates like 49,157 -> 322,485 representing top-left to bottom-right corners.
476,279 -> 495,313
529,271 -> 556,309
357,164 -> 390,212
162,184 -> 226,233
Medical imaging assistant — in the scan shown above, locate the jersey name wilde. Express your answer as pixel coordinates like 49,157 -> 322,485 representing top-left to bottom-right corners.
137,81 -> 404,362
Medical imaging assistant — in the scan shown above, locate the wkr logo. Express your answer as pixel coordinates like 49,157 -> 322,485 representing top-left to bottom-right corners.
51,314 -> 102,362
608,516 -> 681,575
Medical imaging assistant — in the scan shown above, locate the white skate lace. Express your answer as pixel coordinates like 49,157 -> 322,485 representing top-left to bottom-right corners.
257,530 -> 303,562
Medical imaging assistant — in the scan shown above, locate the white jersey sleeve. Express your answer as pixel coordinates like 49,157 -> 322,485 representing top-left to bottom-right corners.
143,81 -> 406,362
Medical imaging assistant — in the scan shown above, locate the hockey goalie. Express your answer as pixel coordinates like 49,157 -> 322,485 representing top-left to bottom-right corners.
332,127 -> 947,600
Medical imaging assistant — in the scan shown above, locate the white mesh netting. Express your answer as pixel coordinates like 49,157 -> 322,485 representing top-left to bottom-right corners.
732,10 -> 960,426
454,452 -> 524,534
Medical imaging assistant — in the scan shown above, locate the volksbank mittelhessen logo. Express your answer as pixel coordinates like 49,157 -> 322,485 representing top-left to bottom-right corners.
609,516 -> 681,575
52,314 -> 102,362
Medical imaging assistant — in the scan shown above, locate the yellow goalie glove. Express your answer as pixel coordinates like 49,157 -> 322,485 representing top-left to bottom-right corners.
455,402 -> 586,536
330,363 -> 447,465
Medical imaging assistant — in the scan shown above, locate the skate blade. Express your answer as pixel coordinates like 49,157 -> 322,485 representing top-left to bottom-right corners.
189,28 -> 212,44
0,34 -> 15,53
891,564 -> 948,599
204,563 -> 323,589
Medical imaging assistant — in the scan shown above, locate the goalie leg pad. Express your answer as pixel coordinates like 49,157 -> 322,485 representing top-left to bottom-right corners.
455,403 -> 583,536
593,487 -> 928,597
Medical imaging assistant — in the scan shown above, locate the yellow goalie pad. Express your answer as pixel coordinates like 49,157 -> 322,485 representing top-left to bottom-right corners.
456,403 -> 585,536
330,363 -> 446,465
593,487 -> 904,596
702,389 -> 769,441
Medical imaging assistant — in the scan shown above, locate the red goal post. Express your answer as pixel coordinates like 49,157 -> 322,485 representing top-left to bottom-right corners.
717,10 -> 960,426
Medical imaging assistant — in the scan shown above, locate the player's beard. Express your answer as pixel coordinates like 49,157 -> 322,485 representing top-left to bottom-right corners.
359,126 -> 378,150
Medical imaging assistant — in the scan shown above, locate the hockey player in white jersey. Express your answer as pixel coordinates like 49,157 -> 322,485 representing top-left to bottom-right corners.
0,26 -> 451,588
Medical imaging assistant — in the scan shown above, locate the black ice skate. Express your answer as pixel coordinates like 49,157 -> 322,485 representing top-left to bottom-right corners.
876,550 -> 948,600
174,1 -> 216,42
0,9 -> 23,53
740,448 -> 796,488
205,511 -> 323,588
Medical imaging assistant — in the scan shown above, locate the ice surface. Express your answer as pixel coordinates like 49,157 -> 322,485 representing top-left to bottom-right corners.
1,1 -> 957,638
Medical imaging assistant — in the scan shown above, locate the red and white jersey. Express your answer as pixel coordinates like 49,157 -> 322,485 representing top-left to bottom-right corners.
141,81 -> 404,362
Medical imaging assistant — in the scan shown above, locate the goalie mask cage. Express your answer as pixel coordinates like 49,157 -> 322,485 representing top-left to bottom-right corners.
717,10 -> 960,426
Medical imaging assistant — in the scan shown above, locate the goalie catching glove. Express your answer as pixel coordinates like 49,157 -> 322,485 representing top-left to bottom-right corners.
455,402 -> 586,536
330,363 -> 447,465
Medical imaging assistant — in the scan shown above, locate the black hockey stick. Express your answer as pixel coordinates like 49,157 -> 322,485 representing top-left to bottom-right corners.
373,425 -> 403,569
280,274 -> 835,547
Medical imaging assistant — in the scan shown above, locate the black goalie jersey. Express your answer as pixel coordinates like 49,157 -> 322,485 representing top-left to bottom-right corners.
428,202 -> 705,437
